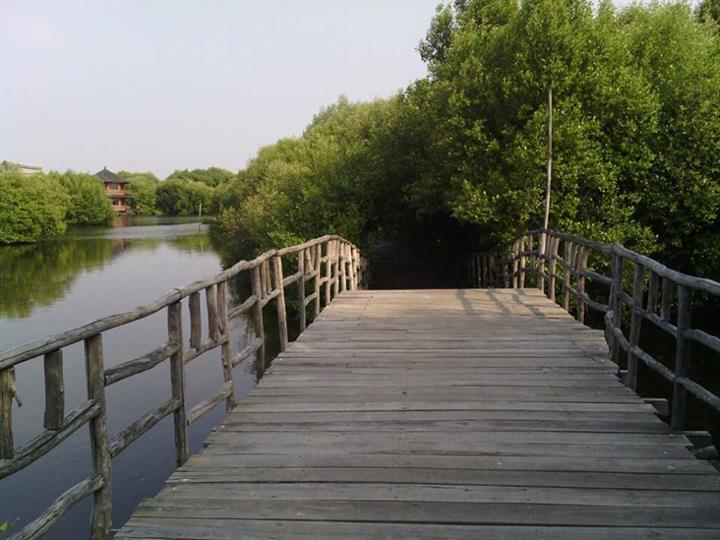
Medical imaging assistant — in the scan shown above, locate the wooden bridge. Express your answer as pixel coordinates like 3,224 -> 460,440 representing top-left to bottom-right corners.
2,231 -> 720,539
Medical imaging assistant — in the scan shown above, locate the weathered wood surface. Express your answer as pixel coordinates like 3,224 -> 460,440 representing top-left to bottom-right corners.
117,289 -> 720,539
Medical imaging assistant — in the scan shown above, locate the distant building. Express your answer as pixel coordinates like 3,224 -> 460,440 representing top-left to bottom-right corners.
1,161 -> 43,175
95,167 -> 131,215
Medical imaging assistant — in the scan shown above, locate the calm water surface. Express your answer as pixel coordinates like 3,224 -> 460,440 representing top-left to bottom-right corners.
0,217 -> 258,538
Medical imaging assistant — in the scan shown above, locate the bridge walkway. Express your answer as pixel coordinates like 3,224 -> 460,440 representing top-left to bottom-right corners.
117,289 -> 720,539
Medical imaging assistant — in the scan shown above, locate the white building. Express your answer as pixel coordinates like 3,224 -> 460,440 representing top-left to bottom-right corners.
1,161 -> 43,175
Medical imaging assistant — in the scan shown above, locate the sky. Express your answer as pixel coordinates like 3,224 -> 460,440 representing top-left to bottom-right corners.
1,0 -> 443,178
1,0 -> 642,179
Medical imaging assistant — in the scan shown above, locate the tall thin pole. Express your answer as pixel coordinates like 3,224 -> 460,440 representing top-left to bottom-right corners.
543,87 -> 553,230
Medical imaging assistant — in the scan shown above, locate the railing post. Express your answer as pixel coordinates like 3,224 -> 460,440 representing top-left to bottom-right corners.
206,284 -> 219,342
273,255 -> 289,352
647,272 -> 659,315
562,241 -> 573,311
538,231 -> 547,292
84,333 -> 112,540
43,350 -> 65,430
167,302 -> 189,465
548,236 -> 559,302
661,278 -> 673,321
188,292 -> 201,350
314,243 -> 322,315
351,246 -> 359,291
324,241 -> 332,305
626,263 -> 645,391
0,368 -> 15,459
519,236 -> 527,288
610,250 -> 625,369
576,246 -> 589,323
671,285 -> 691,431
298,250 -> 307,332
217,281 -> 236,411
250,265 -> 266,380
339,242 -> 347,293
334,241 -> 340,297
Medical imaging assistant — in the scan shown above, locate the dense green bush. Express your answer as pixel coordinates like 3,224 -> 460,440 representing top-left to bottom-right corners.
53,172 -> 114,225
121,171 -> 161,215
156,178 -> 213,216
0,171 -> 69,243
215,0 -> 720,278
167,167 -> 235,187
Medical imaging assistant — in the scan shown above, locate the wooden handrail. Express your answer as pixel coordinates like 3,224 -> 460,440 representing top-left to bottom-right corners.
469,228 -> 720,435
0,235 -> 366,540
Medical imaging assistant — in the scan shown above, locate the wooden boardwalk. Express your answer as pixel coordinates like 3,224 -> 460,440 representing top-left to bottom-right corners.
117,289 -> 720,539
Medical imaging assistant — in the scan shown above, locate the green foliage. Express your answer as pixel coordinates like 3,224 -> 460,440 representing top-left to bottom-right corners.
167,167 -> 235,187
0,171 -> 68,243
409,0 -> 719,267
697,0 -> 720,23
122,172 -> 161,215
156,178 -> 213,216
53,172 -> 114,225
213,0 -> 720,279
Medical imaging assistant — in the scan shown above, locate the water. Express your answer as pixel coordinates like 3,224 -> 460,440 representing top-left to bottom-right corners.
0,217 -> 259,538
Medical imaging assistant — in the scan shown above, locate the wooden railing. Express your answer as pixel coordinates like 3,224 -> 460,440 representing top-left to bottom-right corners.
469,228 -> 720,435
0,235 -> 366,540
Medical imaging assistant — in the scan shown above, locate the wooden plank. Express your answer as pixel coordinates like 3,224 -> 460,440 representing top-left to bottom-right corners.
132,499 -> 720,528
116,289 -> 720,538
166,468 -> 720,491
117,519 -> 720,540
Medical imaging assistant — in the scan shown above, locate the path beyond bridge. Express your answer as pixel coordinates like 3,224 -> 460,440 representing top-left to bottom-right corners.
117,288 -> 720,539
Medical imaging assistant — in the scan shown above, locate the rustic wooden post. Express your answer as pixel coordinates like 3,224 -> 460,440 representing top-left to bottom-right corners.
206,284 -> 219,342
43,350 -> 65,430
339,242 -> 347,293
324,241 -> 332,305
647,272 -> 659,315
167,301 -> 189,465
273,255 -> 289,352
610,251 -> 625,368
548,236 -> 559,302
298,250 -> 307,332
538,231 -> 547,293
261,261 -> 270,297
562,241 -> 573,312
519,236 -> 527,288
0,368 -> 14,459
314,243 -> 322,315
626,263 -> 645,391
671,285 -> 691,431
84,333 -> 112,540
332,241 -> 339,298
512,240 -> 520,288
661,278 -> 673,321
576,246 -> 589,323
188,292 -> 201,350
351,246 -> 359,291
250,265 -> 266,380
217,281 -> 235,411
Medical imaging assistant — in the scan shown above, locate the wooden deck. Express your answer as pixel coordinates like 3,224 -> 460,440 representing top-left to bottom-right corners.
117,289 -> 720,539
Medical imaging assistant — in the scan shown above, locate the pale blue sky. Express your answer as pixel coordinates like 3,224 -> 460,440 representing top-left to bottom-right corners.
1,0 -> 442,178
2,0 -> 638,178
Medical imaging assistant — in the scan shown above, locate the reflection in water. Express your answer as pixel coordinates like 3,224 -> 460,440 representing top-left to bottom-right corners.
0,219 -> 255,540
0,240 -> 118,318
0,224 -> 214,320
